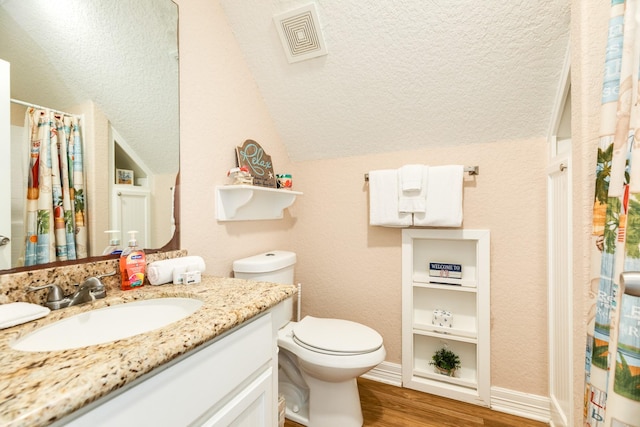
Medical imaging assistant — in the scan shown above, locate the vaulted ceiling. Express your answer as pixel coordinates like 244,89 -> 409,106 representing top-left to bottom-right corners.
1,1 -> 570,167
219,0 -> 570,161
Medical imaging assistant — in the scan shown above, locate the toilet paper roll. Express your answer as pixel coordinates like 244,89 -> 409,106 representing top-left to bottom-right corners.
147,256 -> 206,285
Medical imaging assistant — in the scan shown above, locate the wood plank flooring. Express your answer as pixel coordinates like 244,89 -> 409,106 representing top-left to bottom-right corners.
284,377 -> 548,427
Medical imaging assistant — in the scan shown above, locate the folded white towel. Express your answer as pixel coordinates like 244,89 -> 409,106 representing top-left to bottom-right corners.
399,164 -> 425,191
147,256 -> 206,285
398,165 -> 428,213
368,169 -> 413,227
0,302 -> 50,329
413,165 -> 464,227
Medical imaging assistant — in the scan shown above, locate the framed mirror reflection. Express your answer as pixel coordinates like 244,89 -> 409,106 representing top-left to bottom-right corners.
0,0 -> 180,271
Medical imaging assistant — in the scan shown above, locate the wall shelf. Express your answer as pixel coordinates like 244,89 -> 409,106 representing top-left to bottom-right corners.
216,185 -> 302,221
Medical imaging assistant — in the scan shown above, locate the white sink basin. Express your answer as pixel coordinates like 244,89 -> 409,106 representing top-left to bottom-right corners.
11,298 -> 204,352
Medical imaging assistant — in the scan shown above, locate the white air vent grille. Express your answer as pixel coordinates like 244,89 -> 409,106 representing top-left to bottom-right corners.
274,3 -> 327,63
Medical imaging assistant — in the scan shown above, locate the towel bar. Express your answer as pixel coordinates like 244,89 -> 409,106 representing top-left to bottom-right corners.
364,166 -> 478,182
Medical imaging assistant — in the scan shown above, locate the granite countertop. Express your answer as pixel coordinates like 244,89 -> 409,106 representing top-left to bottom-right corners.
0,276 -> 296,427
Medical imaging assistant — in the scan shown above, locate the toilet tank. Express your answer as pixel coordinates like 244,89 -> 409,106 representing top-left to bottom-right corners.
232,250 -> 296,285
233,251 -> 297,329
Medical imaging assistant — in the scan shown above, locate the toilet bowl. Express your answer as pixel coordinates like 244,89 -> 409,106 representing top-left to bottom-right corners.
233,251 -> 386,427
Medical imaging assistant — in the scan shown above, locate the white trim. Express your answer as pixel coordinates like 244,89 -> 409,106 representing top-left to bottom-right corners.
546,38 -> 573,427
361,361 -> 402,387
547,42 -> 571,158
547,153 -> 573,427
0,59 -> 11,270
490,386 -> 550,423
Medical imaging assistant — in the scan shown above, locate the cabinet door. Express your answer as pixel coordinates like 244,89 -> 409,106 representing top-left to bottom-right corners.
199,368 -> 273,427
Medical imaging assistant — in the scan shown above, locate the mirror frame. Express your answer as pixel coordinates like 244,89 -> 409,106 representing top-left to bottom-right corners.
1,175 -> 180,274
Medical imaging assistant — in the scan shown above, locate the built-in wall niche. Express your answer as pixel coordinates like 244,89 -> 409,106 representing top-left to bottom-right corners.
402,229 -> 490,407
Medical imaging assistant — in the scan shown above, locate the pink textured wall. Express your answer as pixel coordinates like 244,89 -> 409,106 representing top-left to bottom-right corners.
177,0 -> 552,399
288,139 -> 548,395
177,0 -> 296,276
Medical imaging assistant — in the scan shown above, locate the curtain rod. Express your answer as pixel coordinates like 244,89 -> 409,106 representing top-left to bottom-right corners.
364,166 -> 479,182
10,98 -> 82,119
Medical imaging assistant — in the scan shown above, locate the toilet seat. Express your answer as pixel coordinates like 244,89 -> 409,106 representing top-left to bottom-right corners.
292,316 -> 383,356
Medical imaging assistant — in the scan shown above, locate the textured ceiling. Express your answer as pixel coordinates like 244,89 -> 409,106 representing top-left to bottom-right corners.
0,0 -> 179,175
220,0 -> 571,162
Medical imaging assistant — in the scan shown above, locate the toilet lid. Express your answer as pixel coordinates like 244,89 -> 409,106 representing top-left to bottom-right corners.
292,316 -> 383,354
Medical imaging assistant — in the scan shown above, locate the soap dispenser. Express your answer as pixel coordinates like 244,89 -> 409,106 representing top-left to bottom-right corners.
102,230 -> 122,255
119,231 -> 146,290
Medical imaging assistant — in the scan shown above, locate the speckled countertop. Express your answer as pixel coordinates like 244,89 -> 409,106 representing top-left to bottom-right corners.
0,276 -> 296,427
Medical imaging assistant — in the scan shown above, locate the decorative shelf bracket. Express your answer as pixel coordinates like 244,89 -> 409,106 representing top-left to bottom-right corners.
216,185 -> 302,221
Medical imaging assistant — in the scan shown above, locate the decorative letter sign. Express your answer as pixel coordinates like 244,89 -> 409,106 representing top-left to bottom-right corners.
236,139 -> 276,188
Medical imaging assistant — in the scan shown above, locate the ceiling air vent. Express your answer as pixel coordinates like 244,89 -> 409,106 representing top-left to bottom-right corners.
273,3 -> 327,64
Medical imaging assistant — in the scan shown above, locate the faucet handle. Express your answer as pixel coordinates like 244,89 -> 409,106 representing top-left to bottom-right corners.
28,283 -> 65,302
96,270 -> 117,280
27,284 -> 70,310
79,277 -> 107,299
80,277 -> 105,290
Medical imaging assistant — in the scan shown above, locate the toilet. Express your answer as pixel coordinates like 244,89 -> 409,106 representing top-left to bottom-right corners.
233,251 -> 386,427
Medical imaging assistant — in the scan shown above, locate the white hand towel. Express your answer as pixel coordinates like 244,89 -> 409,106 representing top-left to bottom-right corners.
368,169 -> 413,227
0,302 -> 50,329
398,165 -> 428,213
413,165 -> 464,227
147,256 -> 206,285
399,164 -> 425,191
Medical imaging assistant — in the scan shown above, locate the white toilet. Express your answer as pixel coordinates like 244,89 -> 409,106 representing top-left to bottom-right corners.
233,251 -> 386,427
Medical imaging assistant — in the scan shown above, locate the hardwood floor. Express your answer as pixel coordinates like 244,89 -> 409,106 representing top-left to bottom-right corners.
284,378 -> 548,427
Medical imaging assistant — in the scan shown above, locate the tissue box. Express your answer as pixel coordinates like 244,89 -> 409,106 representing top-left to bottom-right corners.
432,309 -> 453,328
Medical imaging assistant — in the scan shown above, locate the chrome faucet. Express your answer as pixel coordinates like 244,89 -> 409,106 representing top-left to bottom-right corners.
28,271 -> 116,310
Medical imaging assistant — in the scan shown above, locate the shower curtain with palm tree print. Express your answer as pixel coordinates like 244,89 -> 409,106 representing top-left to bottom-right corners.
22,107 -> 88,266
585,1 -> 640,426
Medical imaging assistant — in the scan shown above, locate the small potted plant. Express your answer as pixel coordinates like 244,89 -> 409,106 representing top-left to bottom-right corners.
429,347 -> 461,377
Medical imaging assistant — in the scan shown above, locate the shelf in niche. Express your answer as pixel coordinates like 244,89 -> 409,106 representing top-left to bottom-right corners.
412,327 -> 477,342
412,273 -> 476,288
412,367 -> 477,390
216,185 -> 302,221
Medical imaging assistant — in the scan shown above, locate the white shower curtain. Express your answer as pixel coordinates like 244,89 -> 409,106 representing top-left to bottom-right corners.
585,1 -> 640,425
22,107 -> 88,266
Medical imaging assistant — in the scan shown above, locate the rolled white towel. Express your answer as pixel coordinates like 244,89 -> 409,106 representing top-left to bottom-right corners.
147,256 -> 206,285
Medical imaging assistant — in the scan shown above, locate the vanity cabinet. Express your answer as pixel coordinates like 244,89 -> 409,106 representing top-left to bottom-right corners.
60,313 -> 277,427
401,229 -> 490,406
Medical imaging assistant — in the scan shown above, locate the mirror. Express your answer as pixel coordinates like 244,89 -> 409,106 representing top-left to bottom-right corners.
0,0 -> 180,271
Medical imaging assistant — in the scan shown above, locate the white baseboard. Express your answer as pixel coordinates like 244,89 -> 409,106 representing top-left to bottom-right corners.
490,386 -> 550,423
361,361 -> 402,387
362,362 -> 550,423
